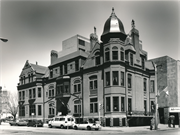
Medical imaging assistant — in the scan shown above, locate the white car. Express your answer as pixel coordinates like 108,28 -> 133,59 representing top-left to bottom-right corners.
48,115 -> 75,129
73,121 -> 101,130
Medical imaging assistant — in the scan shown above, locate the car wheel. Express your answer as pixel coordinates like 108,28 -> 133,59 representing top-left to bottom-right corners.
60,125 -> 64,129
87,126 -> 91,130
10,124 -> 12,126
74,126 -> 78,130
49,124 -> 52,128
95,128 -> 99,131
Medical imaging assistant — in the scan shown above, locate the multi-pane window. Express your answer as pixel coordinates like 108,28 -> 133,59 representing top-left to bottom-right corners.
64,64 -> 67,74
75,60 -> 79,71
90,98 -> 98,113
128,98 -> 132,112
74,80 -> 81,93
121,71 -> 124,86
120,48 -> 124,61
130,53 -> 133,66
38,105 -> 42,115
112,71 -> 119,85
150,80 -> 155,93
64,85 -> 69,93
121,97 -> 125,112
95,52 -> 100,65
128,74 -> 132,89
106,72 -> 110,86
106,97 -> 111,112
144,78 -> 147,91
19,106 -> 25,116
29,105 -> 36,116
38,88 -> 41,97
74,100 -> 81,114
78,39 -> 85,46
112,46 -> 118,60
113,97 -> 119,111
89,75 -> 98,90
49,85 -> 54,97
105,48 -> 110,61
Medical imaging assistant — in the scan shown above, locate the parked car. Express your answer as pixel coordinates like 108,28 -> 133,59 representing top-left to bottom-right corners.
73,121 -> 101,130
48,115 -> 75,129
16,120 -> 28,126
9,120 -> 18,126
27,120 -> 43,127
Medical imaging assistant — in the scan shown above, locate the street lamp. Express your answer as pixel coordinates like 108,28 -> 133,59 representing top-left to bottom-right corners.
0,38 -> 8,42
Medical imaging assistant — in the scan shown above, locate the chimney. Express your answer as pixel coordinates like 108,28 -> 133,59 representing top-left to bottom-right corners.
51,50 -> 58,64
36,61 -> 38,65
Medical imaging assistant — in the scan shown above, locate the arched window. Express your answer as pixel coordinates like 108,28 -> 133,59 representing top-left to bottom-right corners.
112,46 -> 118,60
95,52 -> 100,65
120,47 -> 124,61
89,75 -> 98,90
105,47 -> 110,61
49,85 -> 54,97
74,79 -> 81,93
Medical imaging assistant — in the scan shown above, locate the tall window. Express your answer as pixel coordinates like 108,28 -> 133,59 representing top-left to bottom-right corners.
75,60 -> 79,71
144,78 -> 147,92
90,98 -> 98,113
38,88 -> 41,97
95,52 -> 100,65
151,101 -> 155,113
29,105 -> 36,116
105,72 -> 110,86
38,105 -> 42,115
130,53 -> 133,66
150,80 -> 155,93
128,74 -> 132,89
141,57 -> 145,69
29,89 -> 32,99
64,64 -> 67,74
120,48 -> 124,61
49,85 -> 54,97
60,65 -> 63,75
23,76 -> 25,84
89,75 -> 98,90
31,73 -> 33,82
112,71 -> 119,85
22,91 -> 25,100
144,100 -> 147,114
50,70 -> 53,78
19,106 -> 25,116
128,98 -> 132,112
113,97 -> 119,111
112,46 -> 118,60
105,48 -> 110,61
106,97 -> 111,112
33,88 -> 36,98
121,97 -> 125,112
28,74 -> 31,83
74,80 -> 81,93
49,103 -> 55,115
19,92 -> 21,101
74,100 -> 81,114
121,71 -> 124,86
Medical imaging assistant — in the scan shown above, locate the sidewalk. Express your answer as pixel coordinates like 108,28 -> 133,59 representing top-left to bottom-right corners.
43,123 -> 179,132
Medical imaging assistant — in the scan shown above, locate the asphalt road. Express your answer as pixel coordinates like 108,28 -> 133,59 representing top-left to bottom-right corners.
0,123 -> 180,135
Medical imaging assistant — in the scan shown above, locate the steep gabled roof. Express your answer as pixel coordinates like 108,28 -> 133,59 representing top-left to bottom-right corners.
30,63 -> 47,74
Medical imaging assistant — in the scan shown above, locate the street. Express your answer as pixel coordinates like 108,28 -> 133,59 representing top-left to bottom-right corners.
0,123 -> 180,135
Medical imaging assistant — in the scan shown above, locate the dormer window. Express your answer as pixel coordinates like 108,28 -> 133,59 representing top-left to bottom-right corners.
105,47 -> 110,61
112,46 -> 118,60
95,52 -> 100,65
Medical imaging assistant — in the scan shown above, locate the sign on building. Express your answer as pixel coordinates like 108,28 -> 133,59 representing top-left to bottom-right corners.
169,107 -> 180,113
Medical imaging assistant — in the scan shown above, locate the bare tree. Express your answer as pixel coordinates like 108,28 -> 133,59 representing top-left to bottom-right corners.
2,91 -> 18,121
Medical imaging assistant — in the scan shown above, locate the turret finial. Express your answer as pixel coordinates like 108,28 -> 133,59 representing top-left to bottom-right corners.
94,27 -> 96,34
132,19 -> 135,28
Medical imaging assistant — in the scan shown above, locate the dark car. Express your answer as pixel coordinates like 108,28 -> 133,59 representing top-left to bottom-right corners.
27,120 -> 43,127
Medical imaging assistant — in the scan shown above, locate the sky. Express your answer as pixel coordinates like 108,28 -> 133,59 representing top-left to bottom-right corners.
0,0 -> 179,93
